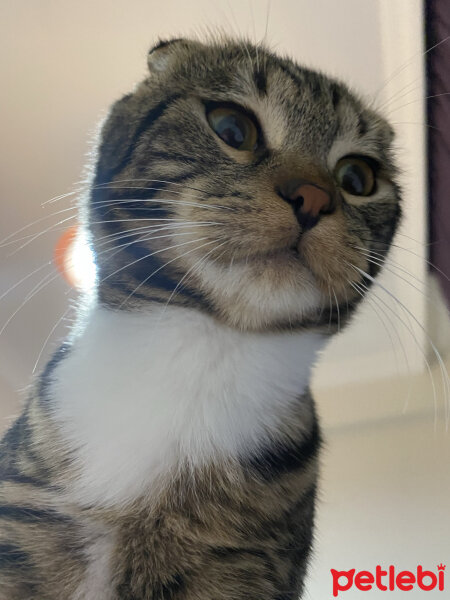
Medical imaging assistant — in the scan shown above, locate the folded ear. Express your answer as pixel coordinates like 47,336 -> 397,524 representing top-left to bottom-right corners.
93,92 -> 146,186
147,38 -> 198,73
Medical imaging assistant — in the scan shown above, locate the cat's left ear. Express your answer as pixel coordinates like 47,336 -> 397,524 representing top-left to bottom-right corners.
147,38 -> 198,73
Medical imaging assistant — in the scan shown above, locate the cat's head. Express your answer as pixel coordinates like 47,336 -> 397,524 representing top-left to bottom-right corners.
87,37 -> 401,332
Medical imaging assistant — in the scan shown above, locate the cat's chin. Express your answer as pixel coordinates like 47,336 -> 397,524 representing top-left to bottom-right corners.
193,239 -> 366,332
194,251 -> 321,331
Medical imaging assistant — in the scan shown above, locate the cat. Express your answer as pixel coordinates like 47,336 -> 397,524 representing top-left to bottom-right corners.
0,37 -> 400,599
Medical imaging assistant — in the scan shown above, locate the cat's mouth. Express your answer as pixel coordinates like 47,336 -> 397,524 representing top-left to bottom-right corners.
226,226 -> 366,304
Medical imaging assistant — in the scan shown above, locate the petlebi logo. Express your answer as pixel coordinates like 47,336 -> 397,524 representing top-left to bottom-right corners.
330,564 -> 446,596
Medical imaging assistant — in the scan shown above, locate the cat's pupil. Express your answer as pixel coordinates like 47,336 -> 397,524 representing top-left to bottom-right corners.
341,164 -> 366,195
207,105 -> 258,151
334,156 -> 375,196
216,115 -> 245,148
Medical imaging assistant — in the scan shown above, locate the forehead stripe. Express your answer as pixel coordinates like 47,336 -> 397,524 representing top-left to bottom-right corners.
254,67 -> 267,95
357,114 -> 369,137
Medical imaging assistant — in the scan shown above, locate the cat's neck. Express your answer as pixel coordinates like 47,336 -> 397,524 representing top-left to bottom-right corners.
49,303 -> 326,507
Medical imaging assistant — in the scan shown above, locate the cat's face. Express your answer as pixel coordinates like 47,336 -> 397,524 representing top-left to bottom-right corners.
89,38 -> 401,331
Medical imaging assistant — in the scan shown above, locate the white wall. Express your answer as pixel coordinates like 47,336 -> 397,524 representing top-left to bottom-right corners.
309,359 -> 450,598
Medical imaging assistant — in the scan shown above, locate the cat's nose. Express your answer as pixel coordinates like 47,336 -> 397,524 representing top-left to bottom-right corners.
278,181 -> 333,231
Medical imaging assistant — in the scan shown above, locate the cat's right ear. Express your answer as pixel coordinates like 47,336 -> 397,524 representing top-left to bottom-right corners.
147,38 -> 196,73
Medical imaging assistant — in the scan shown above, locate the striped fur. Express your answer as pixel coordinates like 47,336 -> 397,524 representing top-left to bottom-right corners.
0,37 -> 401,598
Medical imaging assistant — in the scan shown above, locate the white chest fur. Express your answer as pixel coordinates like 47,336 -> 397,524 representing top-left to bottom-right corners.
51,305 -> 326,507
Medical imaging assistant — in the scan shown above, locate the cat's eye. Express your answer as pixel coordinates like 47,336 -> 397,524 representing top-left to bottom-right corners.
334,156 -> 376,196
206,105 -> 258,151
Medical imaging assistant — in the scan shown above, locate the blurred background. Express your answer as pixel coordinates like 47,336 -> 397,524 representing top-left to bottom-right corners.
1,0 -> 449,597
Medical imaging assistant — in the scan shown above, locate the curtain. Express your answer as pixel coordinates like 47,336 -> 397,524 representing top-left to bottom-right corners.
426,0 -> 450,308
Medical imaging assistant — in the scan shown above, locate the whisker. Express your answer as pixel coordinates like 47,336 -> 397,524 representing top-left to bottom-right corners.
249,1 -> 260,72
377,79 -> 421,113
0,221 -> 219,258
263,0 -> 271,43
390,121 -> 444,133
326,276 -> 333,331
0,216 -> 197,252
331,287 -> 340,333
0,198 -> 223,251
350,263 -> 450,430
350,275 -> 439,426
0,261 -> 52,302
93,221 -> 221,247
5,217 -> 215,256
89,184 -> 232,208
314,292 -> 326,327
91,179 -> 219,199
99,237 -> 210,286
354,247 -> 442,309
22,269 -> 59,304
354,246 -> 427,283
117,238 -> 218,309
394,232 -> 436,247
42,178 -> 215,206
0,271 -> 61,337
94,228 -> 211,264
93,225 -> 221,263
350,280 -> 412,411
159,239 -> 228,319
0,226 -> 82,251
373,35 -> 450,103
90,218 -> 222,226
1,213 -> 77,253
89,196 -> 231,211
32,306 -> 73,374
386,91 -> 450,116
357,238 -> 450,283
40,188 -> 81,207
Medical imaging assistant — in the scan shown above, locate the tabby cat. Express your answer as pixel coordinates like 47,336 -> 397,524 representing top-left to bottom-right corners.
0,38 -> 400,599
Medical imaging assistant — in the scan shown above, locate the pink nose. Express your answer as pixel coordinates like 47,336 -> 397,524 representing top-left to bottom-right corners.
288,184 -> 331,218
